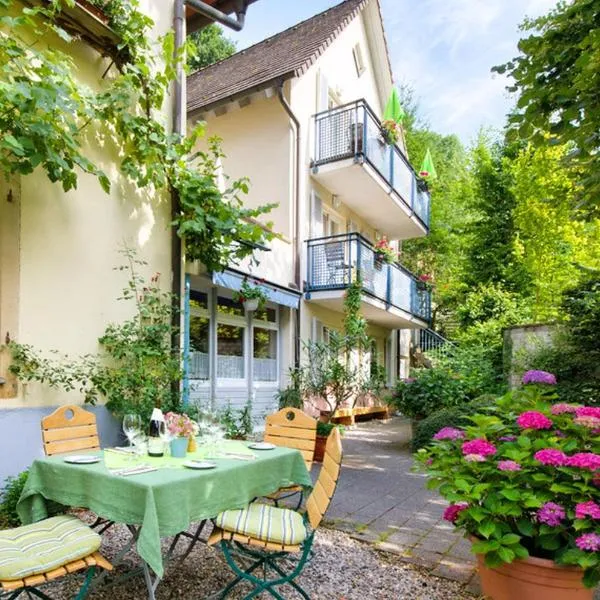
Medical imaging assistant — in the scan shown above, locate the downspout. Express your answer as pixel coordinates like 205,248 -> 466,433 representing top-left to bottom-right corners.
171,0 -> 249,378
277,82 -> 301,368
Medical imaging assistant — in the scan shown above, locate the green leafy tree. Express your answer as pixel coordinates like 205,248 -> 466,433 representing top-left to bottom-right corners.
494,0 -> 600,215
187,23 -> 236,71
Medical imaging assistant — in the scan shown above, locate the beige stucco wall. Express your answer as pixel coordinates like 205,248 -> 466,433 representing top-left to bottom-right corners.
1,1 -> 174,408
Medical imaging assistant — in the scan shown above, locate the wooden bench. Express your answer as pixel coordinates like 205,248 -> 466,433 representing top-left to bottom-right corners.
329,405 -> 390,426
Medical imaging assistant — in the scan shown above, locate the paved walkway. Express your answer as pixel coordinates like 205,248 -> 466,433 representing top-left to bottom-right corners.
322,417 -> 480,595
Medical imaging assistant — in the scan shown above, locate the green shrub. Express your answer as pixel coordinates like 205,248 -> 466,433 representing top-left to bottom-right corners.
411,396 -> 496,452
316,422 -> 345,437
0,471 -> 28,528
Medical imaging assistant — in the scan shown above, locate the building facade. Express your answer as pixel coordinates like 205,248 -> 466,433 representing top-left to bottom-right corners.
184,0 -> 431,421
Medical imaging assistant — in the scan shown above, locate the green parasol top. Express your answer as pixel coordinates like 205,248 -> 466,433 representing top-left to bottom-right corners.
383,87 -> 405,124
419,148 -> 437,179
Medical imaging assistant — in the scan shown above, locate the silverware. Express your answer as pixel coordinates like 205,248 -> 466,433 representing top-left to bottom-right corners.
221,452 -> 256,461
111,465 -> 157,476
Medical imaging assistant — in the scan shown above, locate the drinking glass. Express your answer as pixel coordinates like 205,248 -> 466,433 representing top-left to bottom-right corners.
122,414 -> 142,448
158,420 -> 174,455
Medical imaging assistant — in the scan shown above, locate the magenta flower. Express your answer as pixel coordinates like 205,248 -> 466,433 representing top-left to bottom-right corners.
517,411 -> 553,430
443,502 -> 468,523
566,453 -> 600,471
537,502 -> 566,527
575,406 -> 600,419
462,439 -> 497,457
575,533 -> 600,552
497,460 -> 521,472
499,435 -> 517,442
433,427 -> 465,441
551,403 -> 578,415
522,370 -> 557,385
534,448 -> 568,466
575,501 -> 600,520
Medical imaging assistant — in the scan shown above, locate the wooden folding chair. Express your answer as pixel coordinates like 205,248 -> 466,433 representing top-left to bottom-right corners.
208,428 -> 343,599
0,515 -> 112,599
41,405 -> 100,457
40,405 -> 111,533
263,408 -> 317,508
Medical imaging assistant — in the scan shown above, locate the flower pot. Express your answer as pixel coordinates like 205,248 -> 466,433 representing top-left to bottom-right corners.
244,298 -> 259,312
313,435 -> 327,463
170,437 -> 188,458
475,552 -> 593,600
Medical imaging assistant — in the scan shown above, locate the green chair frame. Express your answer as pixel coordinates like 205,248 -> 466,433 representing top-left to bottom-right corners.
209,427 -> 342,599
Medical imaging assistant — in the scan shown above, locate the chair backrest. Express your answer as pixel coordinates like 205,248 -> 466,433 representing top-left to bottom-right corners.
41,405 -> 100,456
306,427 -> 343,529
324,241 -> 344,263
264,408 -> 317,470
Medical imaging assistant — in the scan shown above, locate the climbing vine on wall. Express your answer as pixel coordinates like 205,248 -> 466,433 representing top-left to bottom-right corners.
0,0 -> 275,272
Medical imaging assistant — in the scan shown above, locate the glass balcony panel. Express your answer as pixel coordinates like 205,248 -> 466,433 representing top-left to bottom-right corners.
393,149 -> 414,207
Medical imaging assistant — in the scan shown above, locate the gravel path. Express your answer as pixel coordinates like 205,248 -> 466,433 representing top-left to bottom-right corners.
39,520 -> 476,599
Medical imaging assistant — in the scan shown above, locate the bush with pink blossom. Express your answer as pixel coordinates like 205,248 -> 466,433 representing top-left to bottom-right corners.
417,374 -> 600,588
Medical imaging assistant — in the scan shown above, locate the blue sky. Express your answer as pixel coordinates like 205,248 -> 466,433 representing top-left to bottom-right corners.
221,0 -> 558,144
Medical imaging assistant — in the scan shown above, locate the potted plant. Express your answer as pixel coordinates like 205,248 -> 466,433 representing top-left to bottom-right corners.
417,370 -> 600,599
314,421 -> 345,462
373,237 -> 397,269
164,412 -> 196,458
233,280 -> 268,312
380,119 -> 401,145
416,273 -> 434,291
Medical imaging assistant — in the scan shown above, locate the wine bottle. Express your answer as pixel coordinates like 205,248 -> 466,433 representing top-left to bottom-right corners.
148,408 -> 164,457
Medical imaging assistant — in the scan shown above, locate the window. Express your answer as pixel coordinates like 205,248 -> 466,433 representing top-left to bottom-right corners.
353,44 -> 366,77
189,293 -> 209,380
216,294 -> 246,380
253,328 -> 277,381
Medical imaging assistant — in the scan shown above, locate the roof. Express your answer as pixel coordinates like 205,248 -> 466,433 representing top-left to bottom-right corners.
187,0 -> 368,115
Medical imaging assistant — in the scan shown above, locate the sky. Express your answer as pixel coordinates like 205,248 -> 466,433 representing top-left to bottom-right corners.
220,0 -> 558,144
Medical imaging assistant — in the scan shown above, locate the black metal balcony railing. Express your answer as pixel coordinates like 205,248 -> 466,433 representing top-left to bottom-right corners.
305,233 -> 431,322
313,99 -> 431,229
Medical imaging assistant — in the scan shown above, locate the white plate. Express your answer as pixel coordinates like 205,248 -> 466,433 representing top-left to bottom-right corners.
183,460 -> 217,470
248,442 -> 276,451
64,455 -> 101,464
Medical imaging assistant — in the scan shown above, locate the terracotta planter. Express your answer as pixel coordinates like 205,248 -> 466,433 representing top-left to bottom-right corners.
475,552 -> 593,600
313,435 -> 327,463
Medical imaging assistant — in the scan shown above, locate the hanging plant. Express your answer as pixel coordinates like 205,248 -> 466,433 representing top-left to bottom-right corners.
232,280 -> 269,311
380,119 -> 401,145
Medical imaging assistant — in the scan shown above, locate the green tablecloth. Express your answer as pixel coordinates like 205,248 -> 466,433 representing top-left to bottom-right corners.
17,442 -> 312,577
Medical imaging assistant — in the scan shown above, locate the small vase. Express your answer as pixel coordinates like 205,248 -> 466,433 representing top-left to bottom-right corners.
187,436 -> 197,453
170,437 -> 188,458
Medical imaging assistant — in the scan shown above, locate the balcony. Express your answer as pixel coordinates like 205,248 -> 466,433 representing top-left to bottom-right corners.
311,99 -> 430,240
305,233 -> 431,328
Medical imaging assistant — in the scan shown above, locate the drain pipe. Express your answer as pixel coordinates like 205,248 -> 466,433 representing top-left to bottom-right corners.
171,0 -> 249,354
277,82 -> 302,368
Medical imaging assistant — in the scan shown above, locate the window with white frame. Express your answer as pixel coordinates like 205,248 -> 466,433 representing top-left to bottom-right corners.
189,292 -> 210,380
216,295 -> 246,380
353,43 -> 366,77
252,306 -> 278,382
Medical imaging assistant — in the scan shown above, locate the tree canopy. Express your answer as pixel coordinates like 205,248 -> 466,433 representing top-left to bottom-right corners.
187,23 -> 236,71
494,0 -> 600,215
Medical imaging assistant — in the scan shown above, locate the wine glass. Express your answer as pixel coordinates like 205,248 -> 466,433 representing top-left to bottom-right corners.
122,414 -> 142,449
158,420 -> 174,455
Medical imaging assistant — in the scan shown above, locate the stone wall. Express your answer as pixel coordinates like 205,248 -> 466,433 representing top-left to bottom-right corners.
504,324 -> 555,389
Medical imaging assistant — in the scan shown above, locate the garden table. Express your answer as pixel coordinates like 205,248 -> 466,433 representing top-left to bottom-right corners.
16,441 -> 312,598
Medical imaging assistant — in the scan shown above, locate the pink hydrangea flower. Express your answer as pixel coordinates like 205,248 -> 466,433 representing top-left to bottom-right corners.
537,502 -> 566,527
517,411 -> 553,430
566,453 -> 600,471
522,370 -> 556,385
497,460 -> 521,471
575,501 -> 600,520
534,448 -> 568,466
575,407 -> 600,419
443,503 -> 468,523
462,439 -> 497,457
499,435 -> 517,442
576,533 -> 600,552
433,427 -> 465,441
574,415 -> 600,429
551,403 -> 578,415
465,453 -> 486,462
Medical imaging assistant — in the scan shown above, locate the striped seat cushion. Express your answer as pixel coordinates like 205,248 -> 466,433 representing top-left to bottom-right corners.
0,515 -> 101,581
215,504 -> 307,546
